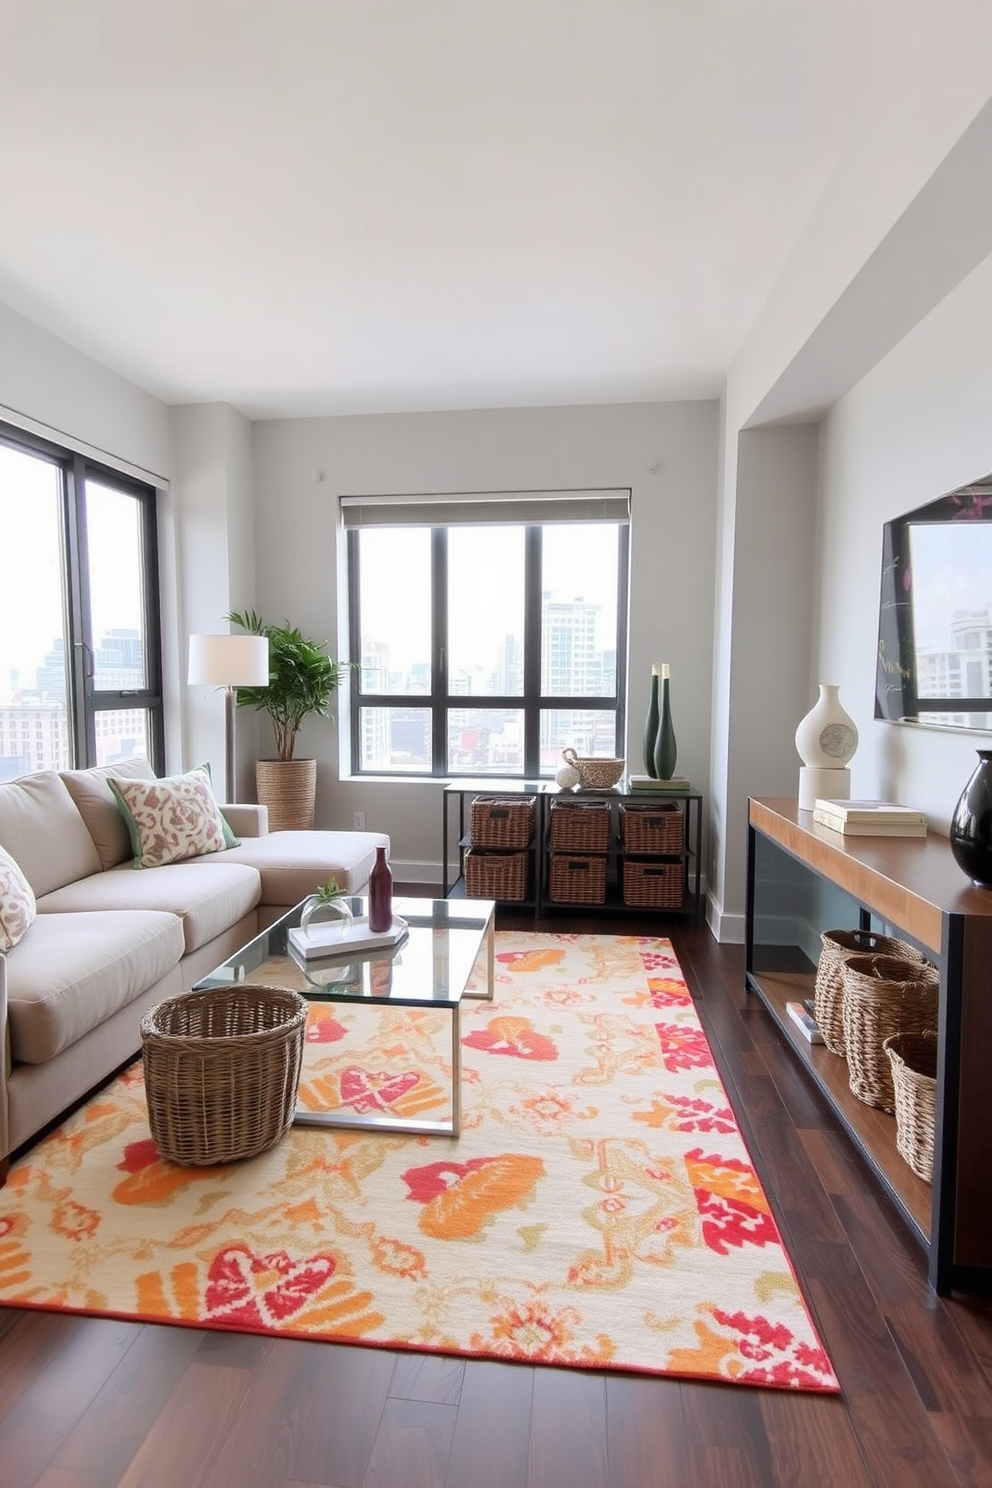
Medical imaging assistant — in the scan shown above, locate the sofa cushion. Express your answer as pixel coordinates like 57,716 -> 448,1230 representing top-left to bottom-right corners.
36,862 -> 261,955
109,765 -> 237,868
4,909 -> 185,1064
1,844 -> 36,950
0,772 -> 102,895
201,829 -> 389,902
61,758 -> 157,870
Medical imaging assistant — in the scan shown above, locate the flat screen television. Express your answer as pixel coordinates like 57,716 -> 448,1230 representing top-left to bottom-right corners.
875,474 -> 992,730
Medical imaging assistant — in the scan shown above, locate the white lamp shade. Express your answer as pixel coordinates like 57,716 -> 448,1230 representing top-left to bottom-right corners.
188,633 -> 270,687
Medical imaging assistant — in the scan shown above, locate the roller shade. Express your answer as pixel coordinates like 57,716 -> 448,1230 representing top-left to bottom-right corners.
340,489 -> 630,528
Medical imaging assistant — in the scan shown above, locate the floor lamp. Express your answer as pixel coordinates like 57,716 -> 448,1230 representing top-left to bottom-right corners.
187,633 -> 270,802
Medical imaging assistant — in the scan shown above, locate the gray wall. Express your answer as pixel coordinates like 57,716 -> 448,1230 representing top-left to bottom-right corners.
814,253 -> 992,825
249,400 -> 719,878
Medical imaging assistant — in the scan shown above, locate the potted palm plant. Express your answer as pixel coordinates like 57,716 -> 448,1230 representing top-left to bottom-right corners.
226,609 -> 352,830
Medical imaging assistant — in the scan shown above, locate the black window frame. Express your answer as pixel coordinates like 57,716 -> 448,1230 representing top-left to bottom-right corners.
346,515 -> 629,779
0,419 -> 165,773
875,474 -> 992,726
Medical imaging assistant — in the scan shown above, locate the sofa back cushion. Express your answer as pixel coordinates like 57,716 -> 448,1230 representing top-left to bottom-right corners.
61,758 -> 158,870
0,772 -> 101,896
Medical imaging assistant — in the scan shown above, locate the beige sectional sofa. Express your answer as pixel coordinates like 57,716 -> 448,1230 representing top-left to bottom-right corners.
0,761 -> 389,1178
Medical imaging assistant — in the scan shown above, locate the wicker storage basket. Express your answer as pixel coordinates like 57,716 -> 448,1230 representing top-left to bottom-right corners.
548,851 -> 608,904
622,858 -> 683,909
884,1030 -> 938,1182
814,929 -> 929,1058
562,748 -> 625,790
469,795 -> 536,849
141,985 -> 308,1165
841,954 -> 939,1111
464,847 -> 529,901
620,801 -> 684,855
549,797 -> 611,852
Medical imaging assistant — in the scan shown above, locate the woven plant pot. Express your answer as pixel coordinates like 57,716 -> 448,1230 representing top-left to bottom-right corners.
141,985 -> 308,1165
813,929 -> 929,1058
255,758 -> 317,831
841,954 -> 939,1111
884,1030 -> 938,1182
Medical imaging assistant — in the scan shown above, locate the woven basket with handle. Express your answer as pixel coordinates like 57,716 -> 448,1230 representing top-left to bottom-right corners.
549,797 -> 611,852
561,748 -> 625,790
841,954 -> 939,1111
884,1030 -> 938,1182
469,795 -> 536,849
141,984 -> 308,1165
813,929 -> 929,1057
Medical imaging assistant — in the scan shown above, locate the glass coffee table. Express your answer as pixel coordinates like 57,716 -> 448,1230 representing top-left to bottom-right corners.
193,896 -> 495,1137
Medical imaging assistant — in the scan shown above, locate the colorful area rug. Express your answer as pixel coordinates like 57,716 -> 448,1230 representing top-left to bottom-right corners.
0,933 -> 837,1391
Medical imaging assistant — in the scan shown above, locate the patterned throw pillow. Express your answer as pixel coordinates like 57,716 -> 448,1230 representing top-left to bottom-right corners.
108,764 -> 239,869
0,843 -> 37,950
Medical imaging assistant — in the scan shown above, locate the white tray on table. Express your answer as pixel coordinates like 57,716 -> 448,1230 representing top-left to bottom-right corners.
287,915 -> 408,961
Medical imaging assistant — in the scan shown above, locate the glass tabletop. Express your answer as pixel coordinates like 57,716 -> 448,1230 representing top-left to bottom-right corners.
193,895 -> 495,1008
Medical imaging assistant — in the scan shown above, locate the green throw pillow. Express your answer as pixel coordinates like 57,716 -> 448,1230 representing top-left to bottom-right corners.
108,763 -> 240,869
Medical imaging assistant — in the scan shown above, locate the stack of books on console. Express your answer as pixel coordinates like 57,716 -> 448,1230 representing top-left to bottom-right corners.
627,774 -> 692,792
786,997 -> 824,1043
812,799 -> 927,837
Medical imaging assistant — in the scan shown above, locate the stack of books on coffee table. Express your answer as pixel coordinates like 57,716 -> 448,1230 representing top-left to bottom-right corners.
812,799 -> 927,837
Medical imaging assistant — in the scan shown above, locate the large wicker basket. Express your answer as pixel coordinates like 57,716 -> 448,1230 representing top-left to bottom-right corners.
561,748 -> 625,790
841,954 -> 939,1111
469,795 -> 536,849
884,1030 -> 938,1182
548,851 -> 608,904
620,801 -> 684,855
141,985 -> 308,1165
813,929 -> 929,1058
549,797 -> 611,852
464,847 -> 529,901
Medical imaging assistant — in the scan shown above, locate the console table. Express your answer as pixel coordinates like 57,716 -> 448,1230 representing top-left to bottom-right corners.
746,796 -> 992,1294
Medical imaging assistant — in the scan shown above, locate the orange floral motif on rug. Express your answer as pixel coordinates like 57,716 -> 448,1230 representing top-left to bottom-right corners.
0,933 -> 838,1391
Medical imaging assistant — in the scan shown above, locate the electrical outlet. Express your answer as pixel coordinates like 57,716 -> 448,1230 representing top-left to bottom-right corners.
353,811 -> 366,831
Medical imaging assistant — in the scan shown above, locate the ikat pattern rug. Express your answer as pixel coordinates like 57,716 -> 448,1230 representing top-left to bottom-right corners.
0,933 -> 838,1390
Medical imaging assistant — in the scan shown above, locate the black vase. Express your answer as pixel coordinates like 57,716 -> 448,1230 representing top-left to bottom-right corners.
642,670 -> 660,777
949,749 -> 992,888
654,674 -> 678,780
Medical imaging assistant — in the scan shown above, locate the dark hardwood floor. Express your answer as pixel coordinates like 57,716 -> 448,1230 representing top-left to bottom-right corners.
2,908 -> 991,1488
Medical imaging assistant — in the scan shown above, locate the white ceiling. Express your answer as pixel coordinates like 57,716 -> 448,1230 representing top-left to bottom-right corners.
0,1 -> 902,420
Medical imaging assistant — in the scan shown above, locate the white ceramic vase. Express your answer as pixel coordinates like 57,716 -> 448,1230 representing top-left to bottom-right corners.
795,684 -> 858,768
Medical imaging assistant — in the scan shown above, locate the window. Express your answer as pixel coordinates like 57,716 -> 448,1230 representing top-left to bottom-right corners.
0,423 -> 164,781
344,491 -> 629,777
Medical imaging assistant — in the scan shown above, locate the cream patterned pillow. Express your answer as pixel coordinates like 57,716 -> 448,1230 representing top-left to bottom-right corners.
0,844 -> 36,950
108,765 -> 236,869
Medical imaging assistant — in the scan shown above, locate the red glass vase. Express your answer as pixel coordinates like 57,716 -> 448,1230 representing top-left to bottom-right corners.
368,844 -> 393,932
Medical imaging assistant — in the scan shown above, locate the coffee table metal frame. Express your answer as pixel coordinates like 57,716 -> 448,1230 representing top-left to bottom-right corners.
193,896 -> 495,1138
